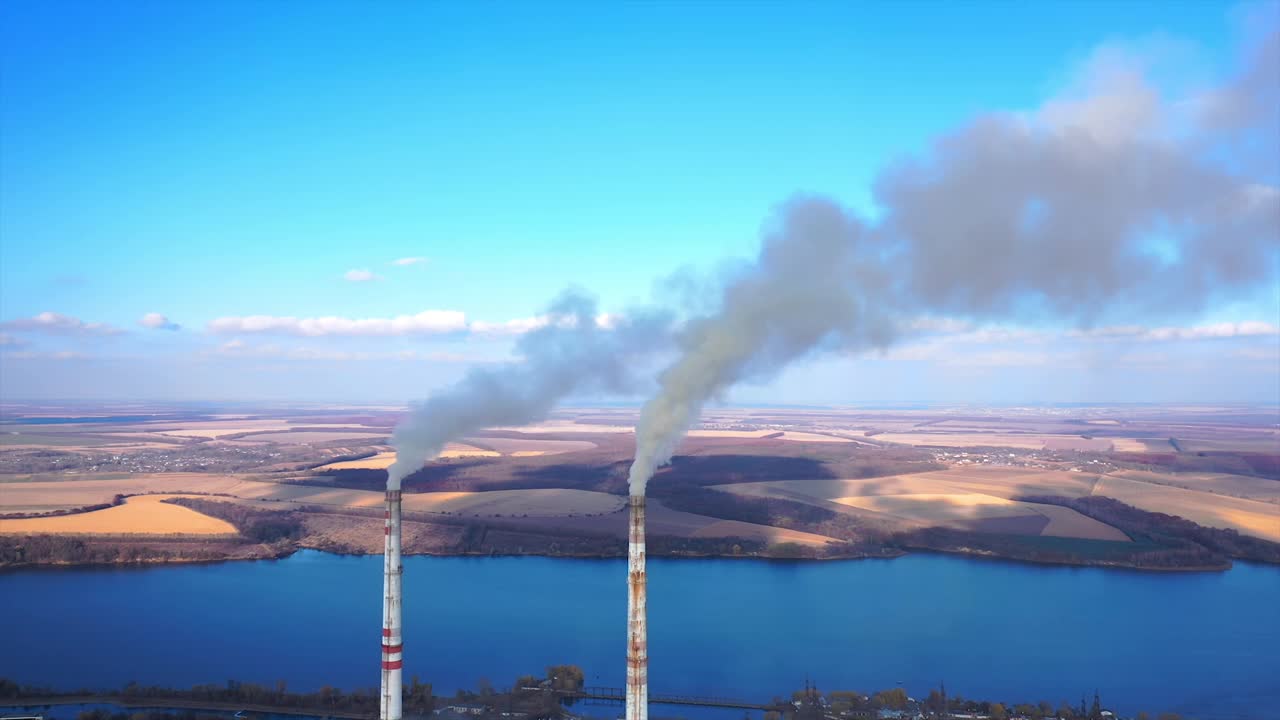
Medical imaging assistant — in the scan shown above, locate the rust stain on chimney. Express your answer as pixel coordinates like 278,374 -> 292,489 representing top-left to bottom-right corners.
626,495 -> 648,720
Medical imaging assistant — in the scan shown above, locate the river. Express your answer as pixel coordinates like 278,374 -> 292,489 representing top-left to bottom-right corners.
2,551 -> 1277,719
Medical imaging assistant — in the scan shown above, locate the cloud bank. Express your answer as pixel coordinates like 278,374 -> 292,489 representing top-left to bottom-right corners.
0,312 -> 122,336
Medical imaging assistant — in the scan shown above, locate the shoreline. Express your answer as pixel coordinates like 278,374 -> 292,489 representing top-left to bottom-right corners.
0,541 -> 1244,574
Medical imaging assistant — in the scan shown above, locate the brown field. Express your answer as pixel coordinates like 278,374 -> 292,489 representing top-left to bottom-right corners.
466,438 -> 596,455
489,421 -> 633,434
1025,502 -> 1131,541
1174,437 -> 1280,453
717,468 -> 1126,540
234,430 -> 389,444
0,494 -> 237,535
144,420 -> 299,438
1042,437 -> 1115,452
1111,438 -> 1163,452
0,474 -> 257,514
200,480 -> 625,519
501,499 -> 839,548
1109,469 -> 1280,503
872,432 -> 1059,449
1092,475 -> 1280,542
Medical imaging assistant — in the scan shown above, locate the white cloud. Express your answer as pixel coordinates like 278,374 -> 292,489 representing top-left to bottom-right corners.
1,349 -> 87,360
211,340 -> 477,363
206,309 -> 619,338
391,257 -> 429,267
207,310 -> 469,336
344,269 -> 382,282
0,311 -> 122,336
0,333 -> 26,348
1072,321 -> 1279,341
139,312 -> 181,331
873,318 -> 1278,367
470,316 -> 552,336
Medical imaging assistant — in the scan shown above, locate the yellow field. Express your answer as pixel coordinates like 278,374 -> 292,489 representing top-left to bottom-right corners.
0,494 -> 237,535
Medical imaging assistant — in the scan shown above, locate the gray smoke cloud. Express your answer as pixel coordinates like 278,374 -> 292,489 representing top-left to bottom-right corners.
627,27 -> 1280,495
386,291 -> 669,489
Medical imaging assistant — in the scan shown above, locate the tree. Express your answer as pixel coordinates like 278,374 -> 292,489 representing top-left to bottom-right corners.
546,665 -> 584,692
873,689 -> 908,711
925,690 -> 945,714
989,703 -> 1007,720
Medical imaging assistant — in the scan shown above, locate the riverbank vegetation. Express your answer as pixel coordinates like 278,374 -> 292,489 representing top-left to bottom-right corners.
0,671 -> 1191,720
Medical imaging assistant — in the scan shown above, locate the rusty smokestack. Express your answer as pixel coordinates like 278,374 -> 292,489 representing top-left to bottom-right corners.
381,489 -> 403,720
626,494 -> 648,720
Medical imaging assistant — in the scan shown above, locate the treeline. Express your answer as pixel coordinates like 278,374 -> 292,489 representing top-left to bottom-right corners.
784,683 -> 1183,720
1,493 -> 125,519
890,525 -> 1225,570
162,498 -> 306,545
1017,494 -> 1280,565
1112,449 -> 1280,479
0,535 -> 249,568
0,664 -> 588,720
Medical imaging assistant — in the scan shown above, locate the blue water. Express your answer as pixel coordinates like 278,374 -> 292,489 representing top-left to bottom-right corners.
2,552 -> 1277,718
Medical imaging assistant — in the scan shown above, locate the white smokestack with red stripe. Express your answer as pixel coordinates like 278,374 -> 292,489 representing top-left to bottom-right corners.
381,490 -> 403,720
626,495 -> 647,720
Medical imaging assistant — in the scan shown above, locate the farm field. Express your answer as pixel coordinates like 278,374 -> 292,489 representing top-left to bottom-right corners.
315,443 -> 501,470
0,474 -> 256,513
719,469 -> 1126,540
3,402 -> 1277,567
233,430 -> 390,444
871,432 -> 1106,450
1108,469 -> 1280,502
464,438 -> 597,456
0,494 -> 237,535
1092,475 -> 1280,542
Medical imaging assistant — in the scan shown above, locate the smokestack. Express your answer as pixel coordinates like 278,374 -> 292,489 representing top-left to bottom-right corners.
381,490 -> 403,720
626,495 -> 648,720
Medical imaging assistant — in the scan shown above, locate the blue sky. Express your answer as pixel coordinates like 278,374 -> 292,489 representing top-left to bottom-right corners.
1,1 -> 1276,403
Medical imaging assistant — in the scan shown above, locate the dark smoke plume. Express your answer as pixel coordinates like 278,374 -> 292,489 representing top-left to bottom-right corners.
628,28 -> 1279,494
387,291 -> 668,488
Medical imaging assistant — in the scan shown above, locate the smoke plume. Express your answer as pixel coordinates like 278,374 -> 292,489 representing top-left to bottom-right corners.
387,291 -> 668,488
627,27 -> 1279,495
